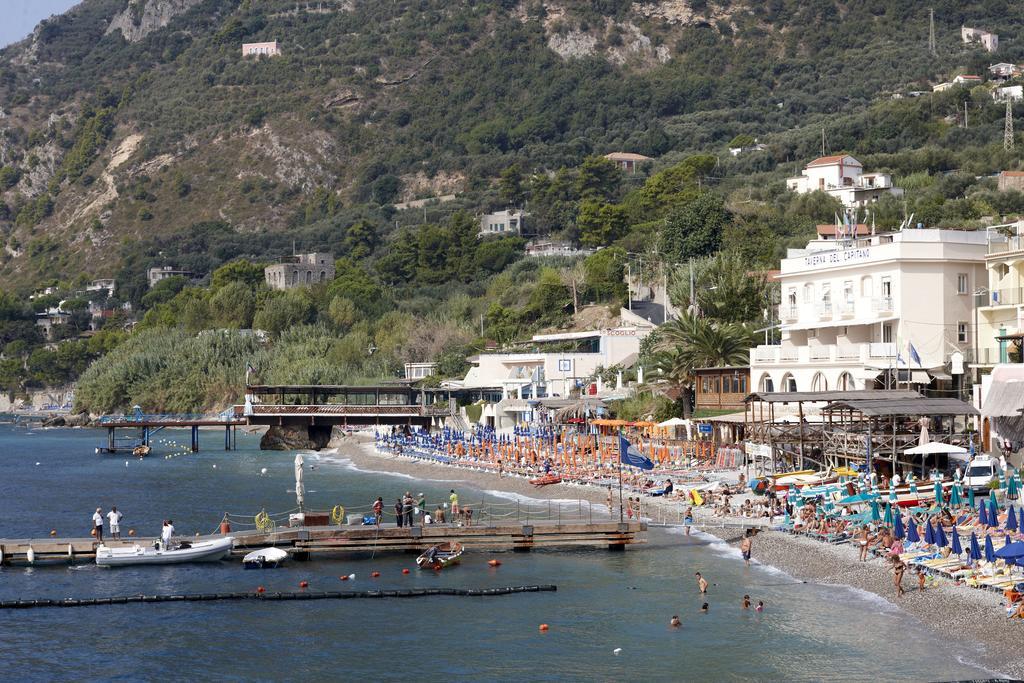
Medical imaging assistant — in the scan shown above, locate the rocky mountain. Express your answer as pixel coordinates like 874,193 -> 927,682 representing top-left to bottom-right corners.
0,0 -> 1019,293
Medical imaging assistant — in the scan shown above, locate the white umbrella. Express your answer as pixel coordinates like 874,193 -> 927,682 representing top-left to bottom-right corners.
294,454 -> 305,510
657,417 -> 688,427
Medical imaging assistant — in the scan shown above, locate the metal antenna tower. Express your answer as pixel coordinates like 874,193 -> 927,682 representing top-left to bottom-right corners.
928,9 -> 937,56
1006,99 -> 1015,151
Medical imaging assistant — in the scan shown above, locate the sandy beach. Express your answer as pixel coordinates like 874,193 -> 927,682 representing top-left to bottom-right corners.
337,432 -> 1022,679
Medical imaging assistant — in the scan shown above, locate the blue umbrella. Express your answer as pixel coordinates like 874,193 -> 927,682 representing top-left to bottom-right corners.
985,535 -> 996,563
995,541 -> 1024,560
924,520 -> 935,545
969,532 -> 982,560
1008,505 -> 1019,532
979,501 -> 989,527
893,512 -> 905,540
951,528 -> 963,555
935,521 -> 948,548
906,519 -> 920,543
883,502 -> 893,526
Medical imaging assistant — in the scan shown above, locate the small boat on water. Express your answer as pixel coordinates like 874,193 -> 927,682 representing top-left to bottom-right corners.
95,537 -> 234,567
529,474 -> 562,486
416,542 -> 463,571
242,547 -> 288,569
132,444 -> 151,457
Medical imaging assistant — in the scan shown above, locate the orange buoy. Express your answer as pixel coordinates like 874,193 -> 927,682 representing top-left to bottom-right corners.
488,559 -> 501,567
299,581 -> 309,588
50,530 -> 57,537
220,520 -> 231,534
256,586 -> 266,593
539,624 -> 549,632
402,568 -> 410,575
339,575 -> 349,581
371,571 -> 380,578
90,528 -> 97,537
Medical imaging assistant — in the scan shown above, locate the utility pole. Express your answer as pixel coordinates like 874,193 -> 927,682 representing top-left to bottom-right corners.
964,100 -> 968,129
1006,99 -> 1015,151
821,128 -> 826,156
928,8 -> 937,56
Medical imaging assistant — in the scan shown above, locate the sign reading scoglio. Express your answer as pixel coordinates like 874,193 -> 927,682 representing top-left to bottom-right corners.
803,247 -> 871,268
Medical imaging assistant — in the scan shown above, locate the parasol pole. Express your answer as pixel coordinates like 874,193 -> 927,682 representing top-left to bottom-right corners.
618,428 -> 625,523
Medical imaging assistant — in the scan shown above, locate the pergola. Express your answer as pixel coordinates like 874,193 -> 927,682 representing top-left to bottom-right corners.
744,390 -> 977,473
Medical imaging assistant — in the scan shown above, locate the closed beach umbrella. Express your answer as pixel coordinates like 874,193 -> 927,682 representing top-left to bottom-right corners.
1008,505 -> 1019,533
969,532 -> 982,561
294,453 -> 305,511
979,501 -> 989,527
985,535 -> 996,563
924,520 -> 935,545
906,519 -> 921,543
991,500 -> 1001,528
889,483 -> 897,504
968,486 -> 976,509
950,483 -> 962,508
1008,474 -> 1020,501
884,503 -> 894,526
935,521 -> 948,548
870,500 -> 881,522
934,480 -> 943,506
893,512 -> 905,540
990,489 -> 1000,513
910,478 -> 919,498
951,529 -> 963,555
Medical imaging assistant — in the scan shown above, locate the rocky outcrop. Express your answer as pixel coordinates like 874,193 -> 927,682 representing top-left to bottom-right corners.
41,412 -> 91,428
105,0 -> 204,43
260,425 -> 333,451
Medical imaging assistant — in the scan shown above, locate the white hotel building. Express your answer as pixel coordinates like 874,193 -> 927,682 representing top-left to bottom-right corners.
750,229 -> 987,393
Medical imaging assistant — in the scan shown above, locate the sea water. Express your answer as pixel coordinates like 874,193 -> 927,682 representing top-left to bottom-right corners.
0,426 -> 998,681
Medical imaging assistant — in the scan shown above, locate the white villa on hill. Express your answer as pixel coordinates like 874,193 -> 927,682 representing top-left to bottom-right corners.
787,155 -> 903,208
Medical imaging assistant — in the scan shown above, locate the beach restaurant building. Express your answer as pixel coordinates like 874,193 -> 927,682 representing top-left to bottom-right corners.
749,228 -> 986,396
445,326 -> 652,428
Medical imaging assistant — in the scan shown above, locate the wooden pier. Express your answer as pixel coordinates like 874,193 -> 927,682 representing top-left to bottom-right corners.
0,520 -> 647,566
93,414 -> 246,454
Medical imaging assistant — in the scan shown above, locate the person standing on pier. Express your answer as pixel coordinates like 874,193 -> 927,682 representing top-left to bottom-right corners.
402,492 -> 414,527
395,498 -> 404,527
92,507 -> 104,543
449,489 -> 459,517
107,506 -> 123,540
417,493 -> 426,525
373,497 -> 383,525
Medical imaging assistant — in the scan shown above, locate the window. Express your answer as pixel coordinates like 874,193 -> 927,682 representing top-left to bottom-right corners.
861,276 -> 873,297
881,276 -> 892,298
883,323 -> 893,344
843,280 -> 854,304
808,329 -> 817,339
821,283 -> 831,305
956,273 -> 969,295
957,321 -> 968,344
803,284 -> 813,303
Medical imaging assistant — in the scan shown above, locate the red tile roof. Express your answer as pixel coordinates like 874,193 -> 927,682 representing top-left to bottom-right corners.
807,154 -> 860,167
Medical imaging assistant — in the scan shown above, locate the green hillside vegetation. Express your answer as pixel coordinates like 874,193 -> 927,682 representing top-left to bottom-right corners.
4,1 -> 1024,410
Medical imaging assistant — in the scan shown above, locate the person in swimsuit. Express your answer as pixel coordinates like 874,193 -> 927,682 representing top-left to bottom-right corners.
670,615 -> 681,627
696,572 -> 708,593
857,525 -> 873,562
893,559 -> 906,596
740,532 -> 753,566
755,601 -> 764,612
684,506 -> 694,536
742,595 -> 751,609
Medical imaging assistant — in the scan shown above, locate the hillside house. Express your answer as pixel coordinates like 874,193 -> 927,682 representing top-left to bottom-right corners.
147,266 -> 193,288
36,310 -> 70,341
995,86 -> 1024,103
990,63 -> 1021,80
786,155 -> 903,208
479,210 -> 525,237
242,41 -> 281,57
603,152 -> 651,173
962,26 -> 998,53
816,223 -> 871,241
933,82 -> 953,93
952,74 -> 984,86
728,143 -> 768,157
264,253 -> 334,290
997,171 -> 1024,192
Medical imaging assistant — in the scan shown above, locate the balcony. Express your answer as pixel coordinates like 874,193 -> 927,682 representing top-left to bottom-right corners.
816,302 -> 833,320
982,287 -> 1024,307
837,301 -> 856,318
751,342 -> 898,366
872,297 -> 894,314
988,235 -> 1024,256
781,305 -> 799,322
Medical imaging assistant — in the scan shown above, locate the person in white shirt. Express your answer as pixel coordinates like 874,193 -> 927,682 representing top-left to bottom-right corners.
107,507 -> 123,540
892,472 -> 902,487
92,508 -> 104,543
161,520 -> 175,550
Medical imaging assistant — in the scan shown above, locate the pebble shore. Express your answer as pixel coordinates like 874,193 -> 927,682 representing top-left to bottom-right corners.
340,434 -> 1021,678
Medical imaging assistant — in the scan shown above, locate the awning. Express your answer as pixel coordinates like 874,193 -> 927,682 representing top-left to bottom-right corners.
929,371 -> 952,381
854,369 -> 882,381
982,380 -> 1024,417
910,371 -> 930,384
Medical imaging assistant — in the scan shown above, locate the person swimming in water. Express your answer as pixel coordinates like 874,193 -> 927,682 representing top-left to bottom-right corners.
742,594 -> 751,609
755,601 -> 764,612
670,615 -> 681,627
700,603 -> 709,613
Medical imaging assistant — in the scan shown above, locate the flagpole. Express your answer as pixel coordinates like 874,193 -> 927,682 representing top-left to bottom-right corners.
618,431 -> 625,523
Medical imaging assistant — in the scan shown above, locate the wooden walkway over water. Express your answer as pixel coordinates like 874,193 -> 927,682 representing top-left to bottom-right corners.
0,520 -> 647,566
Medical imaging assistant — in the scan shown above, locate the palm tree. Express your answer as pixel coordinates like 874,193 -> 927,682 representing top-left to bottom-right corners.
650,313 -> 757,415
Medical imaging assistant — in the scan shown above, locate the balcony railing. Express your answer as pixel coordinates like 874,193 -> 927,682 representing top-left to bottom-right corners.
816,302 -> 833,319
751,342 -> 897,365
837,301 -> 855,318
982,287 -> 1024,307
872,297 -> 894,313
988,235 -> 1024,255
782,305 -> 799,321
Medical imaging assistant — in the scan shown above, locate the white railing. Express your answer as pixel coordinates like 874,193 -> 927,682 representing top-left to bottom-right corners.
872,297 -> 894,313
752,342 -> 898,365
817,302 -> 833,319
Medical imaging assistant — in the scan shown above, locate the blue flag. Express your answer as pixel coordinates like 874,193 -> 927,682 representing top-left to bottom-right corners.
619,435 -> 654,471
908,342 -> 922,367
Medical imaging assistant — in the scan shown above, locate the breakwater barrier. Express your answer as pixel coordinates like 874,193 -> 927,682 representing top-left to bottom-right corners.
0,584 -> 558,610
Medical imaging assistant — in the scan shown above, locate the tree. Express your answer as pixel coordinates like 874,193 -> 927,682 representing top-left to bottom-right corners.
253,290 -> 314,335
560,261 -> 587,316
659,192 -> 729,262
583,246 -> 626,302
342,220 -> 380,260
669,251 -> 771,324
209,281 -> 256,328
576,155 -> 622,202
577,200 -> 628,248
141,276 -> 188,309
327,296 -> 359,331
498,164 -> 526,206
211,260 -> 265,290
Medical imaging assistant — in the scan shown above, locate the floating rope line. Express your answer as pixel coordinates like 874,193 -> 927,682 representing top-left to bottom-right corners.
0,585 -> 557,609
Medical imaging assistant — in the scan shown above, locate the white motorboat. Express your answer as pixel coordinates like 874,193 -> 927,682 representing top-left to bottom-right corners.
95,537 -> 234,567
242,547 -> 288,569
